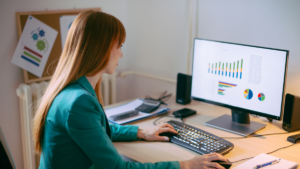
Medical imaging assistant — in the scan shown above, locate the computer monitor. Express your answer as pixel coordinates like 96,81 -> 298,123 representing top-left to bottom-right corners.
191,38 -> 289,136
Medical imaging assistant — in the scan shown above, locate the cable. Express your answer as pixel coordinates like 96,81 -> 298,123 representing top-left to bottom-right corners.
230,156 -> 254,164
153,115 -> 183,126
266,143 -> 295,155
145,90 -> 172,106
222,132 -> 289,139
179,115 -> 184,123
230,143 -> 295,163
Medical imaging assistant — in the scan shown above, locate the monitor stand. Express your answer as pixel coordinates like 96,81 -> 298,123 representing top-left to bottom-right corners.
204,110 -> 266,136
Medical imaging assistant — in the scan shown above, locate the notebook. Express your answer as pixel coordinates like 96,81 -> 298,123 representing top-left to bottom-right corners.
233,153 -> 299,169
105,99 -> 169,125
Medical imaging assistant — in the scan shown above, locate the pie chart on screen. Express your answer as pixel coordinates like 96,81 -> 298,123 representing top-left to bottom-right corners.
244,89 -> 253,100
258,93 -> 265,101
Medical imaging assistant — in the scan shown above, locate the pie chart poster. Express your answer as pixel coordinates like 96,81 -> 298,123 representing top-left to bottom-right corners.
11,15 -> 58,77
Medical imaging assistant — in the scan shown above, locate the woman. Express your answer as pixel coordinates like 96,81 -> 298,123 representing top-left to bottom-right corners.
33,11 -> 228,169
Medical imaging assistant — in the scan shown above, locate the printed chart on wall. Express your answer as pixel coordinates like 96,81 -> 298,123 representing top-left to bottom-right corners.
59,15 -> 77,49
191,40 -> 287,117
11,16 -> 58,77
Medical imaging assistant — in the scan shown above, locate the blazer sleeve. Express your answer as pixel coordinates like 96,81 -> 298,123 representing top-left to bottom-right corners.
109,123 -> 139,141
65,94 -> 180,169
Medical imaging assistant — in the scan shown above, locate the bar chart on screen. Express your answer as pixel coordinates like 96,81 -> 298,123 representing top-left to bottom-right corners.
208,59 -> 243,79
218,81 -> 237,96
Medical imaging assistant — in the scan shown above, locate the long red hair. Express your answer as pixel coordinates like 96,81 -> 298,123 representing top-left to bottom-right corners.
33,11 -> 126,153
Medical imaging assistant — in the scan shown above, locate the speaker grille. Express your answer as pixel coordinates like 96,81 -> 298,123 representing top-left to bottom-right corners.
176,73 -> 192,104
283,93 -> 294,129
176,73 -> 187,98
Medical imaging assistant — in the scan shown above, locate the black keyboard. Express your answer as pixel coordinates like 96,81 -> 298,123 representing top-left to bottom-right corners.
166,120 -> 234,155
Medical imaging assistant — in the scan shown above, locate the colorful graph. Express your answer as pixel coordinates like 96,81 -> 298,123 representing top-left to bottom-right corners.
244,89 -> 253,100
229,63 -> 231,77
225,63 -> 228,76
218,81 -> 237,95
240,59 -> 243,79
20,46 -> 42,66
218,89 -> 225,95
218,61 -> 221,75
219,81 -> 237,88
258,93 -> 265,101
208,59 -> 243,79
222,63 -> 224,76
236,60 -> 239,78
233,62 -> 235,78
215,62 -> 217,74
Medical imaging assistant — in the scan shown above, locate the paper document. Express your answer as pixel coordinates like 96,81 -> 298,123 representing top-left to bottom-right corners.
59,15 -> 77,49
11,15 -> 58,77
105,99 -> 169,125
233,153 -> 298,169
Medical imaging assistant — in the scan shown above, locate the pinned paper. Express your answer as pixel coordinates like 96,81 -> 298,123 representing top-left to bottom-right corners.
11,15 -> 58,77
59,15 -> 77,49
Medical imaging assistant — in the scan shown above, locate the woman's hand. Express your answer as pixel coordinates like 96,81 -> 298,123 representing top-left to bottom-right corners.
179,153 -> 228,169
137,123 -> 178,141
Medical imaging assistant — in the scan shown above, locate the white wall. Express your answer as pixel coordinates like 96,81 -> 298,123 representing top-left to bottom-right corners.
1,0 -> 300,168
196,0 -> 300,95
119,0 -> 190,100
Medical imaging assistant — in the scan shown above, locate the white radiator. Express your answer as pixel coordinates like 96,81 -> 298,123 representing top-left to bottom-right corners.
16,73 -> 117,169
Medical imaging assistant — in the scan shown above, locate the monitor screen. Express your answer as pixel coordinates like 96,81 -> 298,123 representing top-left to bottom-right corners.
191,39 -> 288,120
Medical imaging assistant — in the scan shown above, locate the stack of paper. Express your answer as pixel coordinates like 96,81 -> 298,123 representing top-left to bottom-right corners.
105,99 -> 169,125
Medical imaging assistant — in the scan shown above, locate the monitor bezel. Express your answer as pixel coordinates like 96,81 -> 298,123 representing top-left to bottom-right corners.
191,38 -> 289,120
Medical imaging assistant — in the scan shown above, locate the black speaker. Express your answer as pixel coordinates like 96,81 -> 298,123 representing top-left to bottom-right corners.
176,73 -> 192,105
282,93 -> 300,132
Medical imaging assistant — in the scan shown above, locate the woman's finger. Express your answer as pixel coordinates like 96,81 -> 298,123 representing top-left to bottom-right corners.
156,136 -> 170,141
206,162 -> 225,169
158,127 -> 177,134
206,153 -> 221,157
208,153 -> 228,162
160,123 -> 175,130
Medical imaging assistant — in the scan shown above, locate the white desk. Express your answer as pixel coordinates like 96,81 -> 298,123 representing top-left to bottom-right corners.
106,95 -> 300,168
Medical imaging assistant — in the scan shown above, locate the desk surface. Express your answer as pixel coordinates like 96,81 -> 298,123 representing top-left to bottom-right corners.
106,95 -> 300,168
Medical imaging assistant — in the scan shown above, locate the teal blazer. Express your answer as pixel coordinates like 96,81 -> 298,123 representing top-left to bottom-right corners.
39,76 -> 180,169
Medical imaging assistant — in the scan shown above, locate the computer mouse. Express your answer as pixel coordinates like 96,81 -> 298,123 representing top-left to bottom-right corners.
287,133 -> 300,143
212,160 -> 232,169
159,132 -> 177,137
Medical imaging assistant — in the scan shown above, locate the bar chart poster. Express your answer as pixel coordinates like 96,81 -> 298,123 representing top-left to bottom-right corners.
218,81 -> 237,95
208,59 -> 243,79
20,46 -> 42,66
11,15 -> 58,77
244,89 -> 253,100
258,93 -> 265,101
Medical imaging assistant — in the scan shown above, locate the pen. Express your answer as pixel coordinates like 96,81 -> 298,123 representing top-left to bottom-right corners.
253,159 -> 281,169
